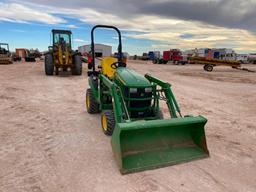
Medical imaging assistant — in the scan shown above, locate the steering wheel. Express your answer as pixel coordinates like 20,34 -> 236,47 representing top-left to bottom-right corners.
111,62 -> 118,69
111,62 -> 126,69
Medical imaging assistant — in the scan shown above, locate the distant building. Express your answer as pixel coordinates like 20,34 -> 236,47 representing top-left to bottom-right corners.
78,44 -> 112,57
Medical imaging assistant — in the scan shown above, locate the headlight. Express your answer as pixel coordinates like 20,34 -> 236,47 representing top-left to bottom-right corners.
63,55 -> 66,59
145,87 -> 152,93
130,88 -> 137,93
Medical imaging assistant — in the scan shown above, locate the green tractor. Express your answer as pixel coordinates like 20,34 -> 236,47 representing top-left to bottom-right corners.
86,25 -> 209,174
45,29 -> 82,76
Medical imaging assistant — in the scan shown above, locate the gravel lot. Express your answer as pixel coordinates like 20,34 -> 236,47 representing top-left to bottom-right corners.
0,60 -> 255,192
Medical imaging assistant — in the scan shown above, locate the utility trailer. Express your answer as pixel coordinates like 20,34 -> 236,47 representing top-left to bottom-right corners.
190,57 -> 242,72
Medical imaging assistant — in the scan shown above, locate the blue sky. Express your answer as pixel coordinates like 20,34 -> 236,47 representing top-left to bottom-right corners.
1,0 -> 256,55
1,16 -> 155,54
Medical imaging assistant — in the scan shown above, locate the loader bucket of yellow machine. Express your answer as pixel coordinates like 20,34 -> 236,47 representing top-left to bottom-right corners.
111,116 -> 209,174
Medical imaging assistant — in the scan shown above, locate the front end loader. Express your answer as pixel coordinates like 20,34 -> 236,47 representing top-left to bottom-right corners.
45,29 -> 82,76
0,43 -> 12,64
86,25 -> 209,174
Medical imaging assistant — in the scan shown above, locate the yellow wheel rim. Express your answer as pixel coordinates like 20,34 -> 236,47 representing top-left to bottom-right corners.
102,114 -> 108,131
86,94 -> 90,109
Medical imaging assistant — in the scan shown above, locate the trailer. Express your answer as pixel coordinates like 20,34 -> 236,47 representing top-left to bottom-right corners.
190,57 -> 255,72
190,56 -> 241,72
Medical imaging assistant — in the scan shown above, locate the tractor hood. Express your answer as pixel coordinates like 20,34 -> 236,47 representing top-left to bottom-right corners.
115,67 -> 151,87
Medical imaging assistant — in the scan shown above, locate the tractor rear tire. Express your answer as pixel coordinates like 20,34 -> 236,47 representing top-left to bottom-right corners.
86,89 -> 100,114
204,64 -> 214,72
72,55 -> 82,75
101,110 -> 115,136
45,54 -> 54,75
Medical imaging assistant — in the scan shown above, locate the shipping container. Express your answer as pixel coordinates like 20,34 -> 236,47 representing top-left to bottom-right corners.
16,48 -> 26,58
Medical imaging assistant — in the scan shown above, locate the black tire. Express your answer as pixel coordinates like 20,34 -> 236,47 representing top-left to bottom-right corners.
45,54 -> 54,75
101,110 -> 115,136
163,60 -> 168,64
204,64 -> 214,72
72,55 -> 82,75
153,59 -> 158,64
86,89 -> 100,114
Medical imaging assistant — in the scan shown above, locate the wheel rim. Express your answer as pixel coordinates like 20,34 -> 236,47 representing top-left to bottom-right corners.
86,94 -> 90,109
102,114 -> 108,131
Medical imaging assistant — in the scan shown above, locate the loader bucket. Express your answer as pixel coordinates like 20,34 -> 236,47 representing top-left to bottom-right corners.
111,116 -> 209,174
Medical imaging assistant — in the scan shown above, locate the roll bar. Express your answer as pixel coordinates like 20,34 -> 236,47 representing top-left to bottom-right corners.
91,25 -> 123,73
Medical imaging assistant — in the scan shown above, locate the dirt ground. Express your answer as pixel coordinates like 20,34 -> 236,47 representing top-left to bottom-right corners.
0,60 -> 255,192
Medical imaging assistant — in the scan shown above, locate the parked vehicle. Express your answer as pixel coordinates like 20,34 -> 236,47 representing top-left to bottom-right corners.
236,54 -> 248,63
0,43 -> 12,64
153,49 -> 187,64
44,29 -> 82,75
248,54 -> 256,64
12,53 -> 21,61
141,52 -> 149,60
148,51 -> 160,60
25,49 -> 36,62
86,25 -> 209,174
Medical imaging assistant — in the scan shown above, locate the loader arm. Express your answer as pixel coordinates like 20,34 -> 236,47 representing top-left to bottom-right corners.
145,74 -> 182,118
100,74 -> 130,123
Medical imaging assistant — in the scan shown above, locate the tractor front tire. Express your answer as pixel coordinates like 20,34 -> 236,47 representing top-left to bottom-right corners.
86,89 -> 100,114
72,55 -> 82,75
101,110 -> 115,136
45,54 -> 54,75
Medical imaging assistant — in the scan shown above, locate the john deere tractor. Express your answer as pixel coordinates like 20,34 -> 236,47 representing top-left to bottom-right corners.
45,29 -> 82,75
86,25 -> 209,174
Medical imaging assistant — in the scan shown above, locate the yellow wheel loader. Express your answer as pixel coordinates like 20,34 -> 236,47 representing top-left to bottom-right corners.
45,29 -> 82,76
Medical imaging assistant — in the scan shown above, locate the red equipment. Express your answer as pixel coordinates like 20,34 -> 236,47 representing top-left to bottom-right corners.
154,49 -> 187,64
82,52 -> 93,69
163,49 -> 182,63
